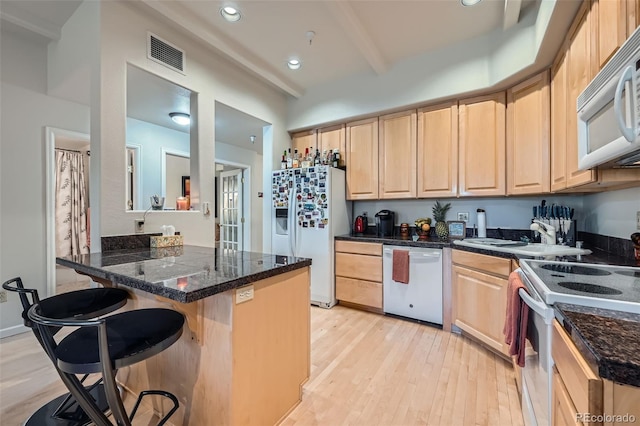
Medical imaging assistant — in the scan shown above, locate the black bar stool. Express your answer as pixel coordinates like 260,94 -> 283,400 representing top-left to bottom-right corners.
2,277 -> 129,425
28,302 -> 185,426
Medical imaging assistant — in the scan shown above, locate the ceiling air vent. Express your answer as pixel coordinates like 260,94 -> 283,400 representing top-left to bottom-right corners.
147,32 -> 185,74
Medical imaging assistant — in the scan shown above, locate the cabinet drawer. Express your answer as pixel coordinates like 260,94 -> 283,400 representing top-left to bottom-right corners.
336,277 -> 382,309
335,240 -> 382,256
335,252 -> 382,282
552,320 -> 602,417
452,250 -> 511,277
553,367 -> 583,426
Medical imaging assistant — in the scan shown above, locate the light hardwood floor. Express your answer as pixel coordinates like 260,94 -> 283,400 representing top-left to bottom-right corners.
0,304 -> 523,426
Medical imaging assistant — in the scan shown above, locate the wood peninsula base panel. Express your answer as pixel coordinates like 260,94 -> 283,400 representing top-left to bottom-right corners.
120,267 -> 311,426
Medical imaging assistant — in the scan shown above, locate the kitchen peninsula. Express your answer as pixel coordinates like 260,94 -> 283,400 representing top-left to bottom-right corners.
57,245 -> 312,426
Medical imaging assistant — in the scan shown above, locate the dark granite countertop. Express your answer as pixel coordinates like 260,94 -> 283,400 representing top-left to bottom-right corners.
555,303 -> 640,388
57,245 -> 311,303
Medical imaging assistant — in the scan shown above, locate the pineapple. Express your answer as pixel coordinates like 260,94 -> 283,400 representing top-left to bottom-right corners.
432,200 -> 451,241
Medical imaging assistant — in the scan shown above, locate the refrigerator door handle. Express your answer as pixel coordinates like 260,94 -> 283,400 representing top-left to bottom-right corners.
290,185 -> 298,257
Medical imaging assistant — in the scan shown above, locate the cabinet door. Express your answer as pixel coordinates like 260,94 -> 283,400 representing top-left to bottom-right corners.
346,117 -> 379,200
551,48 -> 568,192
318,124 -> 346,167
378,110 -> 417,199
459,92 -> 506,197
552,368 -> 583,426
507,71 -> 550,195
592,0 -> 627,69
417,102 -> 458,198
629,0 -> 640,36
566,3 -> 597,188
291,130 -> 317,157
451,265 -> 509,356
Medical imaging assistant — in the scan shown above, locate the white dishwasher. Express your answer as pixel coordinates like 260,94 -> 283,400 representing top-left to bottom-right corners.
383,246 -> 443,324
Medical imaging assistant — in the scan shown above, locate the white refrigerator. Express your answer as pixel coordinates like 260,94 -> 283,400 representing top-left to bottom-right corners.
271,166 -> 350,308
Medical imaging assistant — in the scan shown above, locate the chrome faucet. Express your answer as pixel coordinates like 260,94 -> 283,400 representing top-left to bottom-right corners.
530,220 -> 557,245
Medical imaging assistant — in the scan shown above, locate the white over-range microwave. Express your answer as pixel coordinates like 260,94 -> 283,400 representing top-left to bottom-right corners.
577,25 -> 640,170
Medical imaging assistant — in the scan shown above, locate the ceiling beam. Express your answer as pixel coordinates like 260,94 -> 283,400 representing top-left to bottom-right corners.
324,1 -> 388,75
503,0 -> 522,31
0,8 -> 61,41
140,1 -> 304,98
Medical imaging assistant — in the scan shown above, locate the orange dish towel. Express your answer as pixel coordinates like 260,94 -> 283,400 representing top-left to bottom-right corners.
392,249 -> 410,284
503,271 -> 530,367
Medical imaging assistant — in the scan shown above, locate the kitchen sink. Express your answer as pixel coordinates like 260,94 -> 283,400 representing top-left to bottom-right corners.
453,239 -> 591,257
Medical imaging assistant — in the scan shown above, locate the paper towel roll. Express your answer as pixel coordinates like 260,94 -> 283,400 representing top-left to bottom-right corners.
477,209 -> 486,238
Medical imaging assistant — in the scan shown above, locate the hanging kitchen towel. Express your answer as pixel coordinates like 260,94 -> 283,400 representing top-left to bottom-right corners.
392,249 -> 410,284
503,271 -> 530,367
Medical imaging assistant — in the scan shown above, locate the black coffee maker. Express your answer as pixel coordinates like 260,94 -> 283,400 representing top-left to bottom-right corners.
375,210 -> 395,237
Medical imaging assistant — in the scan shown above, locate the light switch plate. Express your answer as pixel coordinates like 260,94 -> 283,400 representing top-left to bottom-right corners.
236,285 -> 254,304
0,290 -> 7,303
637,211 -> 640,230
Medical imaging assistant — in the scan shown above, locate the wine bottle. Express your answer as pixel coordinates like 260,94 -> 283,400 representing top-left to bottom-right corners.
281,154 -> 287,170
314,149 -> 321,166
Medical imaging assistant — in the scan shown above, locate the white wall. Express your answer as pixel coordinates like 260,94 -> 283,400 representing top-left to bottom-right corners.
354,195 -> 586,232
582,187 -> 640,239
96,2 -> 288,249
0,29 -> 90,336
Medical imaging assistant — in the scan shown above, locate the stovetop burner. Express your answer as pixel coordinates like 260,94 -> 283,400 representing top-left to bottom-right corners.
616,270 -> 640,278
557,281 -> 623,295
540,264 -> 612,276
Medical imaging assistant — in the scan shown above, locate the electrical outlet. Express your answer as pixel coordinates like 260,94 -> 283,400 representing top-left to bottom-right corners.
457,212 -> 469,222
637,211 -> 640,230
236,285 -> 254,304
134,219 -> 144,233
0,290 -> 7,303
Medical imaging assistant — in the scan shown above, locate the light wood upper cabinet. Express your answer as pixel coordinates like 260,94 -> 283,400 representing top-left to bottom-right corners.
291,130 -> 317,158
346,117 -> 379,200
459,92 -> 506,197
378,110 -> 417,199
551,48 -> 569,192
318,124 -> 346,167
417,102 -> 458,198
507,71 -> 550,195
592,0 -> 628,68
566,3 -> 598,188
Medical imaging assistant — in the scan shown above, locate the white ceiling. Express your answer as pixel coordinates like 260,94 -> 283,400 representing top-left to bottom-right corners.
2,0 -> 579,154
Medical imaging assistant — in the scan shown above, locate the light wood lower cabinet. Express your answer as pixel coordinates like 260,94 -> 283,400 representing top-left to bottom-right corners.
552,319 -> 640,426
553,366 -> 583,426
451,250 -> 512,357
335,240 -> 383,311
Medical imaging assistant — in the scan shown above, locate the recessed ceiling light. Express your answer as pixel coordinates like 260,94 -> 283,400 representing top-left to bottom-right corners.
287,59 -> 302,70
220,6 -> 241,22
461,0 -> 482,6
169,112 -> 191,126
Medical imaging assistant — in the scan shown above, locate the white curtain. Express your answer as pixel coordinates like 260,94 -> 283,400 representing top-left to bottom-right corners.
55,150 -> 89,256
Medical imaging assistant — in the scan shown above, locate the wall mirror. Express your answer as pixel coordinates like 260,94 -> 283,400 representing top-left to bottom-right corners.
126,64 -> 193,211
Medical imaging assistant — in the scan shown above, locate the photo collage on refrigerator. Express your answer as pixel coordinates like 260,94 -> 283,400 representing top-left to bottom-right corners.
272,167 -> 329,230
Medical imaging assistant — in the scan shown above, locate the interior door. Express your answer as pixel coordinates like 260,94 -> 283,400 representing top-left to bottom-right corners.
219,169 -> 243,250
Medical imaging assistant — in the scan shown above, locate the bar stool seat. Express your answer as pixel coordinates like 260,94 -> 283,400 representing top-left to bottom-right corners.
29,306 -> 185,426
2,277 -> 129,426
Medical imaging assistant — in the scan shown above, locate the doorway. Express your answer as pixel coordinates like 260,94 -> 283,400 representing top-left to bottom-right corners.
45,127 -> 92,297
215,162 -> 249,250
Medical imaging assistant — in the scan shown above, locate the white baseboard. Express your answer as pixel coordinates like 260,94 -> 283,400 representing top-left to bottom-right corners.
0,324 -> 30,339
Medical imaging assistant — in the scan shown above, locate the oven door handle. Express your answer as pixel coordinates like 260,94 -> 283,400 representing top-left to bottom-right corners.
518,288 -> 555,322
